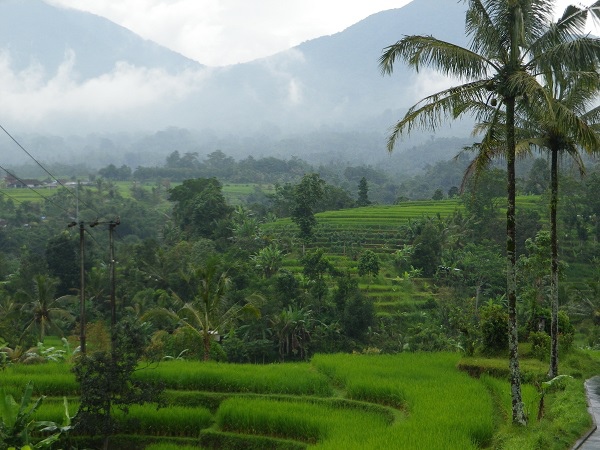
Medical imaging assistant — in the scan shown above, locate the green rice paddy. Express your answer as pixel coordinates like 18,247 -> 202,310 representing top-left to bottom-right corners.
3,351 -> 580,449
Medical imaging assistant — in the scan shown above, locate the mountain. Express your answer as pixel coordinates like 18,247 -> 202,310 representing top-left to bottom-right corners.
0,0 -> 201,79
170,0 -> 469,134
0,0 -> 473,168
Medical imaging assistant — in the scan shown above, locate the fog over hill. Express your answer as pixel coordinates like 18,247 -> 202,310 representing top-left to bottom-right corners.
0,0 -> 473,170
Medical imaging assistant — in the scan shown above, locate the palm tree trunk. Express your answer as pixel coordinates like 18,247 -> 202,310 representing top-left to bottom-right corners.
203,331 -> 211,361
549,148 -> 559,378
506,96 -> 527,425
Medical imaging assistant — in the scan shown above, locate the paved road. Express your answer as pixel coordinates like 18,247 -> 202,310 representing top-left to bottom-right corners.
574,376 -> 600,450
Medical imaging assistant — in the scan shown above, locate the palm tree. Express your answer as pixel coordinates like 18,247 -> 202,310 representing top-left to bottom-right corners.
144,258 -> 259,361
271,305 -> 313,361
466,72 -> 600,377
18,275 -> 75,343
529,75 -> 600,378
250,243 -> 286,278
504,72 -> 600,379
379,0 -> 600,424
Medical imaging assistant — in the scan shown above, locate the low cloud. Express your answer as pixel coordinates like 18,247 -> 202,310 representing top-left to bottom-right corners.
0,50 -> 211,133
410,69 -> 458,105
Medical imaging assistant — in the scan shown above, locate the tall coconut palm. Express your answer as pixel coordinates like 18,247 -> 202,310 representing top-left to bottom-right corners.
534,76 -> 600,378
379,0 -> 600,424
465,71 -> 600,378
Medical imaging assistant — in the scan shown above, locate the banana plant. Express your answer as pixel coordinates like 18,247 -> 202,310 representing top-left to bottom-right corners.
0,381 -> 44,448
0,381 -> 72,449
537,375 -> 573,421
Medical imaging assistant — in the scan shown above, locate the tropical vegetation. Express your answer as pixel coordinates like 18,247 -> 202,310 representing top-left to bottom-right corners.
2,0 -> 600,448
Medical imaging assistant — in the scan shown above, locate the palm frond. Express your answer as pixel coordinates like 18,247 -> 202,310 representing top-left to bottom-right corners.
380,35 -> 493,78
466,0 -> 507,58
386,80 -> 487,150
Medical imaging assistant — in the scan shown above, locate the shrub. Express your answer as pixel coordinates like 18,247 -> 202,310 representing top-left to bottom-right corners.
529,331 -> 551,361
479,302 -> 508,354
357,250 -> 380,277
559,332 -> 574,354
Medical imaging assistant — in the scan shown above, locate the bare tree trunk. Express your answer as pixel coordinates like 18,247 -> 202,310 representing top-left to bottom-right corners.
203,333 -> 211,361
549,148 -> 559,378
506,96 -> 527,425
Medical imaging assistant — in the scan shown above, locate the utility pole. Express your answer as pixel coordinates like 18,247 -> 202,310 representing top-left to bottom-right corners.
67,220 -> 85,355
78,221 -> 86,354
109,218 -> 120,334
69,218 -> 100,356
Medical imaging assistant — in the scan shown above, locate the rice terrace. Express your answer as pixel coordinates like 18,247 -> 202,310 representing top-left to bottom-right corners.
1,189 -> 599,449
3,349 -> 597,449
4,0 -> 600,449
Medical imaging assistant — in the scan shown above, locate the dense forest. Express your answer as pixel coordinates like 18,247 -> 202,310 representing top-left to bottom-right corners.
1,149 -> 599,365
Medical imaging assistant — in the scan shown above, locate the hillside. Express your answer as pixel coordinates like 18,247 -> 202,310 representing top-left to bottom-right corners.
0,0 -> 473,167
0,0 -> 201,79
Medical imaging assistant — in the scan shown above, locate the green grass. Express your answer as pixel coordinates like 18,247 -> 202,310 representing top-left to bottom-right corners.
0,187 -> 45,203
144,444 -> 202,450
0,181 -> 273,206
6,349 -> 599,449
117,405 -> 213,437
216,397 -> 392,445
312,352 -> 495,449
133,360 -> 333,396
488,376 -> 592,450
1,363 -> 78,397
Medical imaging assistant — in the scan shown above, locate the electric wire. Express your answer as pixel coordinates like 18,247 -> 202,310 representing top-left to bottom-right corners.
0,161 -> 74,217
0,124 -> 109,222
0,123 -> 80,194
0,129 -> 126,324
84,227 -> 102,248
0,189 -> 25,206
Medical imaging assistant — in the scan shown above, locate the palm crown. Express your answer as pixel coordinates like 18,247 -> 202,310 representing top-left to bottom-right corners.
380,0 -> 600,425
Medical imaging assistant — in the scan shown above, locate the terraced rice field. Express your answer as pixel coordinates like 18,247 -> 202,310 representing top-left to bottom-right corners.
4,352 -> 527,449
315,200 -> 461,225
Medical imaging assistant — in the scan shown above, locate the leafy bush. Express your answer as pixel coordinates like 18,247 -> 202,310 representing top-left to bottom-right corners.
529,331 -> 551,361
0,382 -> 71,449
357,250 -> 380,277
479,302 -> 508,354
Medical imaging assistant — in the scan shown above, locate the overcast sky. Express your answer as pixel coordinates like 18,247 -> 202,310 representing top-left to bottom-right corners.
45,0 -> 413,66
0,0 -> 589,136
45,0 -> 589,67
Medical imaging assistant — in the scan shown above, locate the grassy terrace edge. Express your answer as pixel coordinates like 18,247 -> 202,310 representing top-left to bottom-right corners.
2,350 -> 598,449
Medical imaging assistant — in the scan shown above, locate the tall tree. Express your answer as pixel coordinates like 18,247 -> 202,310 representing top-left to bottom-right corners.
379,0 -> 600,424
168,177 -> 232,239
473,72 -> 600,377
357,177 -> 371,207
291,173 -> 325,242
520,73 -> 600,378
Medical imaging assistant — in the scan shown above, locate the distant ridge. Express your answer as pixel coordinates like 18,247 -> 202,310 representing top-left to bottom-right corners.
0,0 -> 473,169
0,0 -> 201,80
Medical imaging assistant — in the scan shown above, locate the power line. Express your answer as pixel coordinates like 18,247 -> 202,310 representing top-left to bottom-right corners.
0,189 -> 25,206
0,124 -> 73,192
0,123 -> 105,220
0,162 -> 73,217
